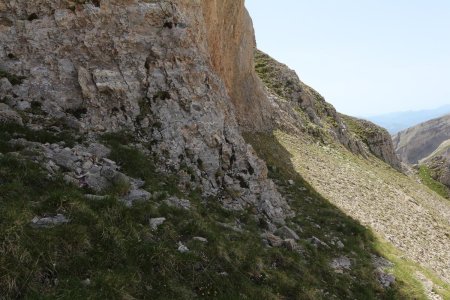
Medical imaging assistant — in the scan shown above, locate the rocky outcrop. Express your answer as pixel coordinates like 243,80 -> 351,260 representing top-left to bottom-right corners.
393,114 -> 450,164
253,50 -> 401,170
340,115 -> 402,170
0,0 -> 290,223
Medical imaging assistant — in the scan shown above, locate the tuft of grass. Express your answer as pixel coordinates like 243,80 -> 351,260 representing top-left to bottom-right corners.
0,123 -> 80,153
418,165 -> 449,199
0,69 -> 26,85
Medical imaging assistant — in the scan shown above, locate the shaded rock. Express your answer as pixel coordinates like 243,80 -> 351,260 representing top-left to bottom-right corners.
376,271 -> 395,288
164,196 -> 191,210
0,103 -> 22,125
81,278 -> 91,287
84,194 -> 109,201
31,214 -> 69,228
283,239 -> 301,252
177,242 -> 189,253
330,256 -> 352,273
84,173 -> 110,192
193,237 -> 208,243
308,236 -> 330,248
336,240 -> 345,249
149,217 -> 166,230
276,226 -> 299,240
87,143 -> 110,160
261,232 -> 283,247
123,189 -> 151,204
372,255 -> 395,288
53,148 -> 78,170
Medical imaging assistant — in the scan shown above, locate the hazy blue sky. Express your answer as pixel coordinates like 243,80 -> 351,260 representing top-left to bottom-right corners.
245,0 -> 450,117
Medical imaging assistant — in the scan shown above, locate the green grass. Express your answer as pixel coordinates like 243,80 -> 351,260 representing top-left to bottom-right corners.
418,165 -> 449,199
0,126 -> 438,298
0,123 -> 80,153
244,132 -> 427,300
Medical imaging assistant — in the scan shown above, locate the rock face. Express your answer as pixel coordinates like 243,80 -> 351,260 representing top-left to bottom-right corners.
201,0 -> 272,131
0,0 -> 290,224
340,115 -> 402,170
393,114 -> 450,164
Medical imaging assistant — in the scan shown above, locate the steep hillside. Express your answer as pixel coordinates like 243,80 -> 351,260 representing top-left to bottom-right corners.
418,140 -> 450,196
251,51 -> 450,297
0,0 -> 449,299
254,50 -> 401,170
393,114 -> 450,164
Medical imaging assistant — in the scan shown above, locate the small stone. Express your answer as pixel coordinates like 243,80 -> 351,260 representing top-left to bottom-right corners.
308,236 -> 330,248
81,278 -> 91,286
87,143 -> 110,160
288,179 -> 294,185
82,160 -> 93,170
0,103 -> 23,125
377,271 -> 395,288
85,194 -> 109,201
193,236 -> 208,243
123,189 -> 151,204
63,174 -> 79,186
330,256 -> 352,273
102,158 -> 117,167
164,196 -> 191,210
31,214 -> 70,228
262,232 -> 283,247
276,226 -> 299,240
149,217 -> 166,230
177,241 -> 189,253
336,240 -> 345,249
15,100 -> 31,111
283,238 -> 301,252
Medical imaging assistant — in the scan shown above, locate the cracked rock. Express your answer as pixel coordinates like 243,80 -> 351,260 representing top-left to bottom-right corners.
31,214 -> 70,228
149,217 -> 166,230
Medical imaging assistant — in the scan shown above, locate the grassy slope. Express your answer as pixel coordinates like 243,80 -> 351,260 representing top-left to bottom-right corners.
253,49 -> 450,298
0,124 -> 417,299
255,130 -> 450,297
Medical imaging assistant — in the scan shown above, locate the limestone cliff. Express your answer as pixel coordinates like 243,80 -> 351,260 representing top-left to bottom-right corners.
201,0 -> 273,131
0,0 -> 289,223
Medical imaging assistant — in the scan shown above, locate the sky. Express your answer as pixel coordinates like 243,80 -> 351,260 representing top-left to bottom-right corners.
245,0 -> 450,117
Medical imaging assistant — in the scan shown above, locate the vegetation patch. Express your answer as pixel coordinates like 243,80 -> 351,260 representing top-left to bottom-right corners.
0,123 -> 79,153
0,68 -> 26,85
418,165 -> 449,199
244,132 -> 426,299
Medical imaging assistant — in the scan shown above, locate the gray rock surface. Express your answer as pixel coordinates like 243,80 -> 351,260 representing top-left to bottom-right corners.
330,256 -> 352,273
0,0 -> 291,224
177,242 -> 189,253
164,196 -> 191,210
149,217 -> 166,231
0,103 -> 23,125
31,214 -> 69,228
275,226 -> 299,241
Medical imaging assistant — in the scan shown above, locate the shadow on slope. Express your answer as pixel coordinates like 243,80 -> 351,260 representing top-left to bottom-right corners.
244,132 -> 429,300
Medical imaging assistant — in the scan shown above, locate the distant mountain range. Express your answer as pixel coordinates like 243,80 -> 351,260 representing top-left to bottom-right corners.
364,105 -> 450,134
393,113 -> 450,164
